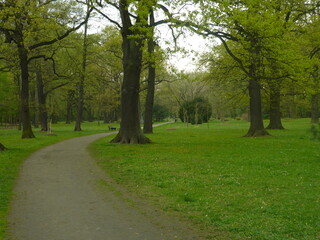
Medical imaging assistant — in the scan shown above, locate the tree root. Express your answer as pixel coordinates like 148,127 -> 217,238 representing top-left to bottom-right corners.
266,124 -> 285,130
244,129 -> 271,137
110,133 -> 151,144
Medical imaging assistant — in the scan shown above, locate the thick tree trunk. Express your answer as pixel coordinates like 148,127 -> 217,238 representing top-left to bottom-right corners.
18,46 -> 35,139
244,37 -> 269,137
143,20 -> 156,134
245,77 -> 270,137
266,82 -> 284,129
74,16 -> 89,132
36,68 -> 48,131
311,94 -> 319,124
111,0 -> 150,144
111,36 -> 150,143
0,142 -> 6,151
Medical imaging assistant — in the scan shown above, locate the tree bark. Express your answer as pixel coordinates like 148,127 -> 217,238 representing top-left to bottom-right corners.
311,93 -> 319,124
111,0 -> 150,144
74,4 -> 90,131
143,12 -> 156,134
110,36 -> 150,143
245,78 -> 269,137
266,81 -> 284,129
244,37 -> 269,137
18,46 -> 35,139
36,68 -> 48,131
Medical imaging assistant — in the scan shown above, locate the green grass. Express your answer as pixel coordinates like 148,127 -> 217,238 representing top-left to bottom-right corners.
92,119 -> 320,240
0,121 -> 118,240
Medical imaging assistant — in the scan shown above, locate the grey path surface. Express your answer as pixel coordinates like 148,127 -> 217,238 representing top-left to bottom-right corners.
7,132 -> 203,240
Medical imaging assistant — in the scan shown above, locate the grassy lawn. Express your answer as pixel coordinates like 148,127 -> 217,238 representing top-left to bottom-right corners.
0,121 -> 118,240
92,119 -> 320,240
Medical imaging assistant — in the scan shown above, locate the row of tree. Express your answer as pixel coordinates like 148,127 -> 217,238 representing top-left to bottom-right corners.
1,0 -> 320,147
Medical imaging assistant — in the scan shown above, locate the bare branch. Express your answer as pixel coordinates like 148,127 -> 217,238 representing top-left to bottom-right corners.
92,6 -> 122,29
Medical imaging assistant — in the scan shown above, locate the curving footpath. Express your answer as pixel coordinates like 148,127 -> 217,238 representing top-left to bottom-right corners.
7,131 -> 202,240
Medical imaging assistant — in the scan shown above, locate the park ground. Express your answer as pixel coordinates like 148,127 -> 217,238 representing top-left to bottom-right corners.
1,119 -> 320,240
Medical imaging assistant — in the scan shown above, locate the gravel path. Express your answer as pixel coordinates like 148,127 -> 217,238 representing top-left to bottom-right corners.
7,132 -> 203,240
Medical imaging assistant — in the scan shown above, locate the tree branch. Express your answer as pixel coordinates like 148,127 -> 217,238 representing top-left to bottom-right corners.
218,37 -> 249,76
310,47 -> 320,59
29,7 -> 93,50
28,54 -> 70,78
92,6 -> 122,29
45,82 -> 69,96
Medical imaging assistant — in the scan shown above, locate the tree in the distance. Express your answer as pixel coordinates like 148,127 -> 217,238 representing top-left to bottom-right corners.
179,97 -> 212,125
0,0 -> 92,138
152,104 -> 169,122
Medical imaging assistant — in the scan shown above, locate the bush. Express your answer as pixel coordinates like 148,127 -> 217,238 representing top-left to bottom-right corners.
179,97 -> 212,124
153,104 -> 169,122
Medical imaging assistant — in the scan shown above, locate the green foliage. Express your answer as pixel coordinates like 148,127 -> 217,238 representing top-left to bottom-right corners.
93,119 -> 320,240
0,72 -> 19,121
152,104 -> 169,122
179,97 -> 212,124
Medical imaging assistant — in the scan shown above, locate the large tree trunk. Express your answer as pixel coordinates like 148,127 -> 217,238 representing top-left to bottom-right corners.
111,36 -> 150,143
143,13 -> 156,134
18,46 -> 35,139
36,68 -> 48,131
266,81 -> 284,129
111,0 -> 150,144
244,37 -> 269,137
311,93 -> 319,124
74,5 -> 89,131
0,142 -> 6,151
245,77 -> 270,137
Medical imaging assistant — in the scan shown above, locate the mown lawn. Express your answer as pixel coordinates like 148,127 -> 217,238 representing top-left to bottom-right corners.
0,121 -> 118,240
92,119 -> 320,240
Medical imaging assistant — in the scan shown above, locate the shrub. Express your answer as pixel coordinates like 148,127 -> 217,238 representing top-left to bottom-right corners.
153,104 -> 169,122
179,97 -> 212,124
